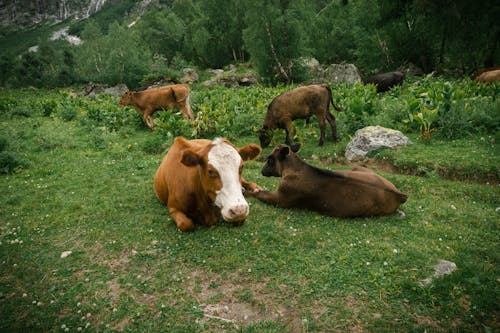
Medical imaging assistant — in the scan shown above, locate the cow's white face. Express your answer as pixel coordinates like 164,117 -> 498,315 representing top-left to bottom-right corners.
208,138 -> 249,223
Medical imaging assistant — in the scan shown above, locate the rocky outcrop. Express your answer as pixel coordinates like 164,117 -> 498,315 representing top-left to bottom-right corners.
0,0 -> 110,27
179,68 -> 199,84
345,126 -> 412,162
298,58 -> 362,84
202,68 -> 258,87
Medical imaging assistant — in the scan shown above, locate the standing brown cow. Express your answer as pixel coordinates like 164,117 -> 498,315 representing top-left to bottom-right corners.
118,84 -> 194,129
258,84 -> 342,148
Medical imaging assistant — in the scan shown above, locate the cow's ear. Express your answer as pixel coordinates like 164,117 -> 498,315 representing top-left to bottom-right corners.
181,150 -> 202,167
290,143 -> 301,153
239,144 -> 261,161
277,146 -> 290,161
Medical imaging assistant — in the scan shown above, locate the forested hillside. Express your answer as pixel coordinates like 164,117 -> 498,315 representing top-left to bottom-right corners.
0,0 -> 498,87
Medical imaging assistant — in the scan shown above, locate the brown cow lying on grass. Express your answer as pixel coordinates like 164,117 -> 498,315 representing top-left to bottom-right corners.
363,71 -> 405,93
475,69 -> 500,84
258,84 -> 342,148
246,144 -> 407,217
154,137 -> 261,231
118,84 -> 194,129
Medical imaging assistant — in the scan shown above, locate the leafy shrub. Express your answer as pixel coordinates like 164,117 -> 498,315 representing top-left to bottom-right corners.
435,97 -> 500,139
0,96 -> 17,113
40,99 -> 58,117
0,136 -> 25,174
0,151 -> 23,174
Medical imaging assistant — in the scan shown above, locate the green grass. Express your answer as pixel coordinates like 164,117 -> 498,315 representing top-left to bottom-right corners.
1,87 -> 499,332
369,135 -> 500,184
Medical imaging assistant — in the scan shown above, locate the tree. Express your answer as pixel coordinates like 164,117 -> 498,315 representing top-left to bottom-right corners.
136,9 -> 186,64
76,20 -> 151,87
243,0 -> 310,83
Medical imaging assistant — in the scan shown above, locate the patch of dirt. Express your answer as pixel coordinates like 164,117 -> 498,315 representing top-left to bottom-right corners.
186,269 -> 304,332
414,315 -> 443,331
111,316 -> 131,331
106,277 -> 122,303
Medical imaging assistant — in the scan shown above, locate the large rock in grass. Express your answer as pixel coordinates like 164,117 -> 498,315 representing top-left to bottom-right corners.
345,126 -> 412,162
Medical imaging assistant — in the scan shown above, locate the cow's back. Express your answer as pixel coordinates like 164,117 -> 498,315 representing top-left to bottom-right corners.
477,69 -> 500,83
154,138 -> 211,206
270,85 -> 328,118
306,168 -> 406,217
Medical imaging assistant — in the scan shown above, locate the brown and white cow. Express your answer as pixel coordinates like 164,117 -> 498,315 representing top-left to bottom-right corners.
118,84 -> 194,129
154,137 -> 262,231
258,84 -> 342,148
246,144 -> 407,217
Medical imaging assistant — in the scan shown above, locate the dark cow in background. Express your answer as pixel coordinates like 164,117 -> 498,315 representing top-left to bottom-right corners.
118,84 -> 193,129
475,69 -> 500,84
363,71 -> 405,93
246,144 -> 407,217
258,84 -> 342,148
154,137 -> 261,232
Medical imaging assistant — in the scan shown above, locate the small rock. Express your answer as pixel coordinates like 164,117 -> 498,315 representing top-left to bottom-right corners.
419,259 -> 457,286
60,251 -> 72,259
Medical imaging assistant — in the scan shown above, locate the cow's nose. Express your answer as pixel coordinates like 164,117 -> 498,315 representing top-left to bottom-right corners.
227,204 -> 249,221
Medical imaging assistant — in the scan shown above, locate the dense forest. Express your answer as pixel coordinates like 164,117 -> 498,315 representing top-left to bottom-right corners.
0,0 -> 499,88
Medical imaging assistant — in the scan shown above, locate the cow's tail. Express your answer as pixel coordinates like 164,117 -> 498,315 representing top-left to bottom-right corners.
324,84 -> 342,112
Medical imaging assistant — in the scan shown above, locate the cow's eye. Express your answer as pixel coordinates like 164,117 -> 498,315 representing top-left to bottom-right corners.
208,169 -> 219,178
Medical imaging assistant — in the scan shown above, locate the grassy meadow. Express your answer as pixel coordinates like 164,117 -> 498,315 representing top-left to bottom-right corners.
0,80 -> 499,332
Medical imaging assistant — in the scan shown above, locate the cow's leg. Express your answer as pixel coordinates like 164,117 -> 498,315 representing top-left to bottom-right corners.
317,115 -> 327,146
142,109 -> 155,130
283,120 -> 294,146
242,178 -> 262,193
183,96 -> 194,120
168,207 -> 195,232
326,111 -> 339,141
250,190 -> 281,206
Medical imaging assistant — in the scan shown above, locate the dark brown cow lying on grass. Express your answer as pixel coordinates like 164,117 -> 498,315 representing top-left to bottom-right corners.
154,137 -> 261,232
258,84 -> 342,148
118,84 -> 194,129
246,144 -> 407,217
475,69 -> 500,84
363,71 -> 405,93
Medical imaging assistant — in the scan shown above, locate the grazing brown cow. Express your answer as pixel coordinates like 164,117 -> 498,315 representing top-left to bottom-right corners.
246,144 -> 407,217
118,84 -> 194,129
258,84 -> 342,148
154,137 -> 262,232
470,66 -> 500,80
363,71 -> 405,93
475,69 -> 500,84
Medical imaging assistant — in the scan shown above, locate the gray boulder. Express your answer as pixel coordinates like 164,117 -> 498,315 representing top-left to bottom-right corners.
345,126 -> 412,162
180,68 -> 199,84
323,63 -> 362,84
